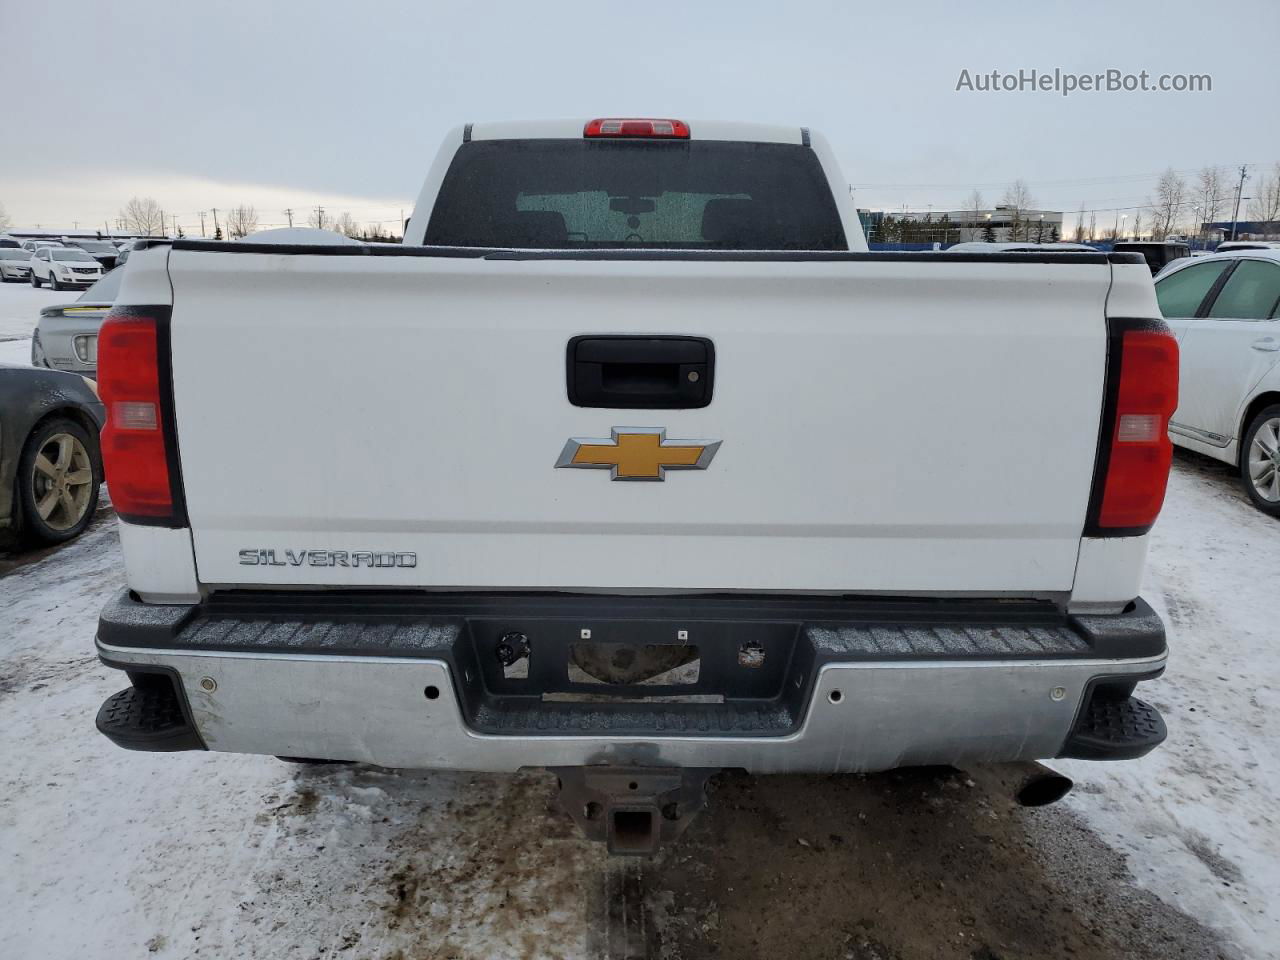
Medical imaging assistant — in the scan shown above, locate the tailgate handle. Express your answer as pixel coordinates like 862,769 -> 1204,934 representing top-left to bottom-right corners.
567,336 -> 714,409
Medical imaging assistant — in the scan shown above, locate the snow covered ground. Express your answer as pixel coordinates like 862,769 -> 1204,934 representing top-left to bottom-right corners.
0,277 -> 1277,958
1058,451 -> 1280,956
0,280 -> 63,365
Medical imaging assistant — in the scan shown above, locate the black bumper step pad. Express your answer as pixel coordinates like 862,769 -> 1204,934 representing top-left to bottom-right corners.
96,683 -> 204,752
1060,694 -> 1166,761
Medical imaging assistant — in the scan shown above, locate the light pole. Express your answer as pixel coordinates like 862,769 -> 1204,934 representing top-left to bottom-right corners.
1230,165 -> 1248,241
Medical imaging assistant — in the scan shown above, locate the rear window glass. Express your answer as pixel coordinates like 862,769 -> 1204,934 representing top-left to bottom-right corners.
425,139 -> 846,250
78,267 -> 123,302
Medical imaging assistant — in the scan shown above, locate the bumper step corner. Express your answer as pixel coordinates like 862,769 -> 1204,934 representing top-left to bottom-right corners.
95,682 -> 204,753
1059,694 -> 1166,761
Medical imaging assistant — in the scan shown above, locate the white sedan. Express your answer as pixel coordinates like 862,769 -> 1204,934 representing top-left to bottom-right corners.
1155,248 -> 1280,515
28,246 -> 104,290
0,247 -> 33,281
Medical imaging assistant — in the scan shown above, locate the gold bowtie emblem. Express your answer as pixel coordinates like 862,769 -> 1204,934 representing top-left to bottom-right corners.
556,428 -> 721,481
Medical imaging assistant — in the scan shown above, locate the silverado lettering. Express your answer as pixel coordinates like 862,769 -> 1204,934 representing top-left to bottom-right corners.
238,549 -> 417,568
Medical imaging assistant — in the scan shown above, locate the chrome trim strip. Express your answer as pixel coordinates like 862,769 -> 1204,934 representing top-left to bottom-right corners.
1169,420 -> 1229,446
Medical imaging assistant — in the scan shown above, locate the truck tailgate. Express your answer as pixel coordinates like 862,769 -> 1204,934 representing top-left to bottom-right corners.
166,250 -> 1110,595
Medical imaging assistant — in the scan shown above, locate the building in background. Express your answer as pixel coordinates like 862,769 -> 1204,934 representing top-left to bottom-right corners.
1201,220 -> 1280,243
860,207 -> 1065,245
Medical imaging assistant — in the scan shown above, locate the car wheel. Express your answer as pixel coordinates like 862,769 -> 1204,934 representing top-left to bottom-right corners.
30,271 -> 40,287
49,271 -> 62,291
1241,403 -> 1280,517
17,417 -> 101,544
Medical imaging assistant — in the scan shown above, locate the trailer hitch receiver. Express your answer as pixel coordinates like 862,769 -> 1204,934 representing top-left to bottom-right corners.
549,766 -> 718,855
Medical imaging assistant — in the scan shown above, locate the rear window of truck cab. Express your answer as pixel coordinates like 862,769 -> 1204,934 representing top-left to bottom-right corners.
424,139 -> 847,250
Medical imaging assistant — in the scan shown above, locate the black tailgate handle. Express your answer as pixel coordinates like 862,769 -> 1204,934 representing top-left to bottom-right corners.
567,336 -> 714,409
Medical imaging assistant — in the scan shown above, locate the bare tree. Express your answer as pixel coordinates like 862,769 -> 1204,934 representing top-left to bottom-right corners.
1191,166 -> 1226,242
120,196 -> 167,235
1247,162 -> 1280,224
0,201 -> 11,233
1072,202 -> 1087,243
965,189 -> 985,240
1147,168 -> 1187,240
307,207 -> 330,230
1131,209 -> 1143,241
225,205 -> 259,239
1000,180 -> 1034,241
331,211 -> 360,237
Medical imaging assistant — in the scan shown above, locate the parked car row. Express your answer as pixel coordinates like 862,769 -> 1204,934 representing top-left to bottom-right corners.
0,235 -> 129,268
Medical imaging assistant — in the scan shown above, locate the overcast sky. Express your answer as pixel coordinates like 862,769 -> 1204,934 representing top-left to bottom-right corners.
3,0 -> 1278,234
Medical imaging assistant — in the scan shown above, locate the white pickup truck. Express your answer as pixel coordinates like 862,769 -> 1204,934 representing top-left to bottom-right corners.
94,118 -> 1177,854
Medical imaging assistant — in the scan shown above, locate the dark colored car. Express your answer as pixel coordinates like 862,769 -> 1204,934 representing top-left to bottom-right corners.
63,238 -> 119,271
1113,241 -> 1191,275
0,365 -> 105,547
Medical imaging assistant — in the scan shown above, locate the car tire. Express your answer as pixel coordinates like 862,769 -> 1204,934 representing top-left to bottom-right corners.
17,417 -> 101,545
1240,403 -> 1280,518
30,271 -> 40,287
49,271 -> 62,291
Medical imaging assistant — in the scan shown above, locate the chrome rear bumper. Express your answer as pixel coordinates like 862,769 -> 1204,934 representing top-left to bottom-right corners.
95,589 -> 1167,773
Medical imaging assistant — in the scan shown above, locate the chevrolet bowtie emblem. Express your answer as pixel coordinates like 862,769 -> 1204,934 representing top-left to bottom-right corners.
556,428 -> 722,481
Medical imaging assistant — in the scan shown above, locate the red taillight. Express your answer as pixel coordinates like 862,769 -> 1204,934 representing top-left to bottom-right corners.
98,309 -> 184,525
584,118 -> 690,139
1089,322 -> 1179,533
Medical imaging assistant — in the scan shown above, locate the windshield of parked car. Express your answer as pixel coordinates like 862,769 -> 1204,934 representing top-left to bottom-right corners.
77,268 -> 123,302
71,241 -> 115,253
52,249 -> 95,261
0,249 -> 29,260
426,139 -> 847,250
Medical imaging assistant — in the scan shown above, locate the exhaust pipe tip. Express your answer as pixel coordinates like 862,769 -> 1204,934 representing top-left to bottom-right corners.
1014,767 -> 1074,807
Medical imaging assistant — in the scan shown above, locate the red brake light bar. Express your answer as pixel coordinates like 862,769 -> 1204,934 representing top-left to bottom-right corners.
1086,319 -> 1179,535
97,307 -> 186,526
584,118 -> 690,139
